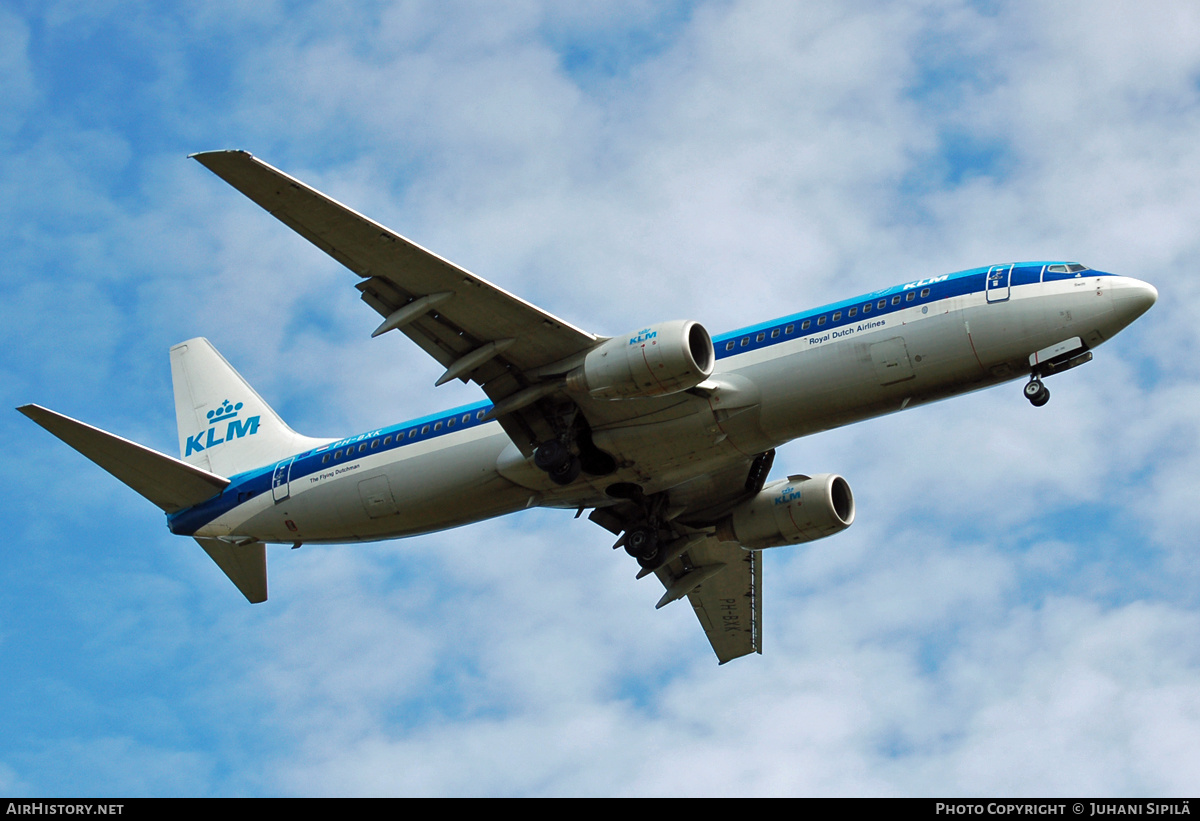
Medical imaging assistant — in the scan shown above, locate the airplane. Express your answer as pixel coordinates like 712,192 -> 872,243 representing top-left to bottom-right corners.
19,150 -> 1158,664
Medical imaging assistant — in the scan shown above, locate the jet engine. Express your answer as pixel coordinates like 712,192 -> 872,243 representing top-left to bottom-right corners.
716,474 -> 855,549
566,320 -> 714,399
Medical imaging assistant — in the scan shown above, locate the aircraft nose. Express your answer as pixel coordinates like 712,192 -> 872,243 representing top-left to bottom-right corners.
1113,278 -> 1158,322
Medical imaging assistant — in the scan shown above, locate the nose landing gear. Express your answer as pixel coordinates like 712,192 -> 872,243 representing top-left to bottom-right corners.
1022,337 -> 1095,407
1024,376 -> 1050,407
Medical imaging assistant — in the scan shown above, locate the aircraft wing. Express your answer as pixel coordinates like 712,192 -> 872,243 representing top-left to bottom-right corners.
653,534 -> 762,664
587,455 -> 767,663
191,150 -> 600,452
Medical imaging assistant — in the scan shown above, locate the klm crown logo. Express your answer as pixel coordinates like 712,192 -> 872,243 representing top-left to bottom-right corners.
185,398 -> 260,456
208,399 -> 242,423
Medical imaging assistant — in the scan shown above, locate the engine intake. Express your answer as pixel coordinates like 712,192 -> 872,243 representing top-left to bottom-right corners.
717,474 -> 855,549
567,320 -> 714,399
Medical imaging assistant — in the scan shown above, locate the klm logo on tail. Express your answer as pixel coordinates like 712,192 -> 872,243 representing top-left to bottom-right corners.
185,399 -> 260,456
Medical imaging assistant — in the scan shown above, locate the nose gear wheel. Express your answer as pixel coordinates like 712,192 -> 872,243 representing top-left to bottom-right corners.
1024,377 -> 1050,407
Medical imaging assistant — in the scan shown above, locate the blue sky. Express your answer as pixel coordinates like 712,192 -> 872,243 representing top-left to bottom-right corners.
2,0 -> 1198,796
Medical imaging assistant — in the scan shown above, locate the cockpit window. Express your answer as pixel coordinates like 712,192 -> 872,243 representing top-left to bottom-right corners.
1047,263 -> 1090,274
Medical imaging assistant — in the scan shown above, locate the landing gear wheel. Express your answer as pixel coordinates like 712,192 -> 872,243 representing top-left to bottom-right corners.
534,440 -> 569,472
1024,378 -> 1050,407
624,525 -> 659,562
636,552 -> 661,570
548,455 -> 581,486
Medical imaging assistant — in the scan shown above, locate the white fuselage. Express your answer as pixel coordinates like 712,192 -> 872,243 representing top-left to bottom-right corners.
175,270 -> 1155,545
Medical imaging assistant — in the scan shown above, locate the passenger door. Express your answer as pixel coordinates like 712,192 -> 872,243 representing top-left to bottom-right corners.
986,264 -> 1012,303
271,456 -> 295,503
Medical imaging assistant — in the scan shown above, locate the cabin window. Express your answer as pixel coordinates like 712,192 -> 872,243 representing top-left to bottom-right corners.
848,307 -> 857,318
891,295 -> 901,306
477,410 -> 486,420
756,332 -> 765,343
447,417 -> 455,428
358,443 -> 367,453
334,449 -> 342,459
785,324 -> 794,334
433,421 -> 442,431
408,429 -> 417,439
371,439 -> 379,449
920,288 -> 930,298
832,311 -> 842,322
770,328 -> 780,338
384,436 -> 392,445
725,340 -> 735,351
322,454 -> 329,464
421,425 -> 430,435
817,316 -> 826,326
863,303 -> 872,314
906,291 -> 915,302
740,337 -> 749,347
462,414 -> 471,424
877,299 -> 887,310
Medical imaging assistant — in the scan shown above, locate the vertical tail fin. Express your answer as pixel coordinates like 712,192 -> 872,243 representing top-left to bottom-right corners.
170,338 -> 331,476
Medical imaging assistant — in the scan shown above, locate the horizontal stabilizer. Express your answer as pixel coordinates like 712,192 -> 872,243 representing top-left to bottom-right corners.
18,404 -> 228,513
195,538 -> 267,603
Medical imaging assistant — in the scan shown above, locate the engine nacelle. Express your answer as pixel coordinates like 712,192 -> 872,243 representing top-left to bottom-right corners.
716,474 -> 855,549
567,320 -> 715,399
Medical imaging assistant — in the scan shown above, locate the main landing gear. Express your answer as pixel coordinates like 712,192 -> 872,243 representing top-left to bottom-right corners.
606,482 -> 667,569
532,413 -> 616,486
534,439 -> 582,486
624,524 -> 660,568
1023,376 -> 1050,407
